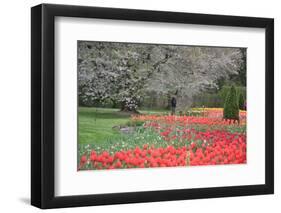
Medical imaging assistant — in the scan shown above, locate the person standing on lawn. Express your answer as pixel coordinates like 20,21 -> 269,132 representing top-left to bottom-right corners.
171,96 -> 177,115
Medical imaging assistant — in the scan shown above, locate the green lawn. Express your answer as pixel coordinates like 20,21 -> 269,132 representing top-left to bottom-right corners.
79,107 -> 170,145
79,107 -> 129,144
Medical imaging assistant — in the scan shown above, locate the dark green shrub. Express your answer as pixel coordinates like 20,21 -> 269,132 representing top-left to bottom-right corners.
219,86 -> 246,103
191,93 -> 224,108
238,93 -> 245,110
223,86 -> 239,120
191,86 -> 246,108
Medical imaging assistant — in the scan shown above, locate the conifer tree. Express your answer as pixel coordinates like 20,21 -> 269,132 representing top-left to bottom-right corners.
223,85 -> 239,120
238,93 -> 245,110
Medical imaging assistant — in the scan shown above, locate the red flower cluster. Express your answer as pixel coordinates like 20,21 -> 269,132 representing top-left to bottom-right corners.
132,108 -> 246,126
189,137 -> 246,166
132,115 -> 245,127
203,109 -> 246,124
79,130 -> 246,170
82,145 -> 188,170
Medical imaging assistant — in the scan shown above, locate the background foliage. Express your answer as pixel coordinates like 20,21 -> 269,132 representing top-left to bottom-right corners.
78,41 -> 246,111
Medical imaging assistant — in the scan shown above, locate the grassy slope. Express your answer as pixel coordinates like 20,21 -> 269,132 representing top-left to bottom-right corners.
79,107 -> 129,144
79,107 -> 170,145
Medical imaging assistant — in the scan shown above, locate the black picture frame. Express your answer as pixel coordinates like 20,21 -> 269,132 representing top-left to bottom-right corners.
31,3 -> 274,209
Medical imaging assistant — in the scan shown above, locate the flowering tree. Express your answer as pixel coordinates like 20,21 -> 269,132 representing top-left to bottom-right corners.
145,47 -> 244,109
78,41 -> 244,111
78,41 -> 172,112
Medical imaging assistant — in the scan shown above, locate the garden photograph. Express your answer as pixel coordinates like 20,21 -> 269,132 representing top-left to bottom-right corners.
77,41 -> 247,171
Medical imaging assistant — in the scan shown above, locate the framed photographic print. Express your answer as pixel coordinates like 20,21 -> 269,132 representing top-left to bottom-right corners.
31,3 -> 274,209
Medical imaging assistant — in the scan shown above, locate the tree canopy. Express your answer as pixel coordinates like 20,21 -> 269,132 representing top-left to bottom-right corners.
78,41 -> 245,111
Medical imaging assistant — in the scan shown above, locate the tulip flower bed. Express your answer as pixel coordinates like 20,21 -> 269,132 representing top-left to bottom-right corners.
78,108 -> 246,170
79,131 -> 246,170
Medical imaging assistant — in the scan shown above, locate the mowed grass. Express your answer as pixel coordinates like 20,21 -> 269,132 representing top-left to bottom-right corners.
79,107 -> 130,145
79,107 -> 170,145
